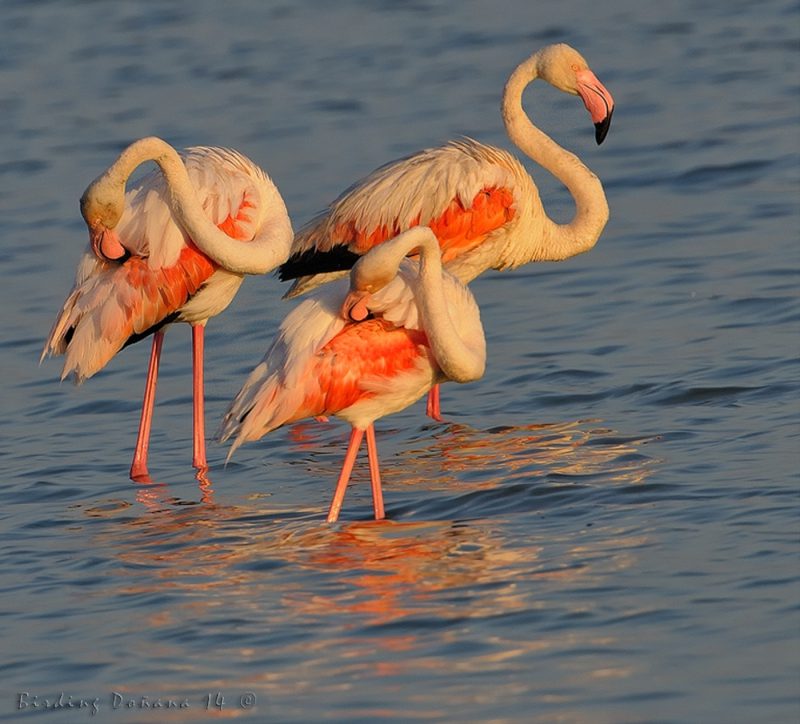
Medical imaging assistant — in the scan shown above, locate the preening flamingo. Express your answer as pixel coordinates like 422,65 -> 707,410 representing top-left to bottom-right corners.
277,43 -> 614,420
219,226 -> 486,522
41,137 -> 293,480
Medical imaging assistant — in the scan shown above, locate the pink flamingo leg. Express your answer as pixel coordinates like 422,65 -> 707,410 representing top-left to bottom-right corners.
365,424 -> 385,520
130,330 -> 165,481
192,324 -> 207,471
426,384 -> 443,422
326,427 -> 365,523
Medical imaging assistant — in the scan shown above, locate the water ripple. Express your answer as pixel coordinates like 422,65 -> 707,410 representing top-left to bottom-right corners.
2,1 -> 798,721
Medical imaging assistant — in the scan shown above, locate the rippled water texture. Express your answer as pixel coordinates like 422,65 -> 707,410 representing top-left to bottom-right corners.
1,0 -> 798,721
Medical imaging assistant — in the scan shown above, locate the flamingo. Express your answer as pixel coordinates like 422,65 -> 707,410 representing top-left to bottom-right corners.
41,137 -> 294,480
218,226 -> 486,522
277,43 -> 614,420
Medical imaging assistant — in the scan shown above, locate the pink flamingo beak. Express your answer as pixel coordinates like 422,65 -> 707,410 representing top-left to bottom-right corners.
576,69 -> 615,144
90,224 -> 128,262
341,290 -> 372,322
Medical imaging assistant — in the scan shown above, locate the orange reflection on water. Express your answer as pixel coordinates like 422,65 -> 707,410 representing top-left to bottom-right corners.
75,416 -> 659,708
279,519 -> 533,624
88,418 -> 658,614
79,479 -> 656,711
86,492 -> 538,623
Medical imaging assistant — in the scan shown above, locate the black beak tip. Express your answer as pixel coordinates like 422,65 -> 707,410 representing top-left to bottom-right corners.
594,107 -> 614,145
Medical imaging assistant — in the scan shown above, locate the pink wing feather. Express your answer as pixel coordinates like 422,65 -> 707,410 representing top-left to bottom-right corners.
281,138 -> 525,297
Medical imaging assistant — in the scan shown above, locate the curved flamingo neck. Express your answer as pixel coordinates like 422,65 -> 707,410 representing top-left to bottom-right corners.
501,52 -> 609,264
85,137 -> 292,275
353,227 -> 485,383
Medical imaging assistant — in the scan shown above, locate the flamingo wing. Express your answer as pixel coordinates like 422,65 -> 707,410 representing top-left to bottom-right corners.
279,138 -> 523,297
218,273 -> 434,452
42,246 -> 216,382
220,313 -> 431,455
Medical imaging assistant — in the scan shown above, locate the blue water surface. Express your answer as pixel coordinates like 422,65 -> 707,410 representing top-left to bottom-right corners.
0,0 -> 798,722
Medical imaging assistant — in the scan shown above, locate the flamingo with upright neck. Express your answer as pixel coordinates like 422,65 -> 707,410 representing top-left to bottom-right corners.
219,226 -> 486,522
277,43 -> 615,420
42,137 -> 293,480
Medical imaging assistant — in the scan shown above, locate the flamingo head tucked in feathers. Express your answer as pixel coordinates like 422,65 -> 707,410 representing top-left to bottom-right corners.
341,258 -> 387,322
535,43 -> 615,145
340,231 -> 422,322
80,177 -> 129,263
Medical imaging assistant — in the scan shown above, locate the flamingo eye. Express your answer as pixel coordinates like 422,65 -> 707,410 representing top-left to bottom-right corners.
571,63 -> 580,72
